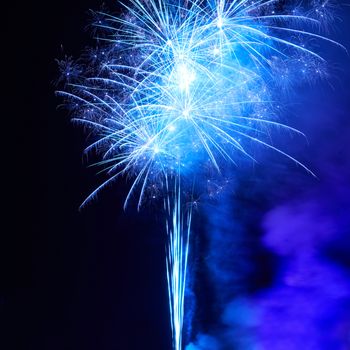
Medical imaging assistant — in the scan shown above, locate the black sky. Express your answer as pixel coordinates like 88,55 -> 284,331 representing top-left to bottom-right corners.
4,1 -> 173,349
3,1 -> 350,350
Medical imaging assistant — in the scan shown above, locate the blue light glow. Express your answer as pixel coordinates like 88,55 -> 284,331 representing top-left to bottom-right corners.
57,1 -> 342,348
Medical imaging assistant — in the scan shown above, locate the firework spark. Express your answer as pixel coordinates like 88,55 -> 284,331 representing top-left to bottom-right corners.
57,0 -> 341,348
165,181 -> 192,350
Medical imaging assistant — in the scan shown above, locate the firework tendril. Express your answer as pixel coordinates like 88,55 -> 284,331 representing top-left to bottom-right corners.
57,0 -> 342,348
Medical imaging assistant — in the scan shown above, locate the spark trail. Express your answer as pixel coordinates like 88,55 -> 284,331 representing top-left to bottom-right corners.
165,181 -> 192,350
57,0 -> 341,349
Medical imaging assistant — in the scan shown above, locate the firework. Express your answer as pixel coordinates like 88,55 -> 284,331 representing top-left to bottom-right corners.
57,0 -> 341,348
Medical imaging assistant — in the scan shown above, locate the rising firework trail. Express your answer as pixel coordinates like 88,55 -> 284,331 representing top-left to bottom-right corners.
165,180 -> 192,350
57,0 -> 342,348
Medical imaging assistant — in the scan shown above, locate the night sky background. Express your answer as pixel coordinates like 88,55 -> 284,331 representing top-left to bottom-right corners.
3,1 -> 350,349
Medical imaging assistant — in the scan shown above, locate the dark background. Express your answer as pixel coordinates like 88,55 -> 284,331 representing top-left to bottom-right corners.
4,1 -> 172,349
3,1 -> 350,350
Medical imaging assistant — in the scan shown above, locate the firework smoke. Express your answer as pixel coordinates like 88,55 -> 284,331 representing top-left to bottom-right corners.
57,0 -> 342,348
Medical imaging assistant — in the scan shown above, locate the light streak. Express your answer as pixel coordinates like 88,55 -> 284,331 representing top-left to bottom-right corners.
57,1 -> 341,348
165,181 -> 192,350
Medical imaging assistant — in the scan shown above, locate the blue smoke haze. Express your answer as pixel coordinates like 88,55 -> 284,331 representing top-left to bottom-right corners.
186,4 -> 350,349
